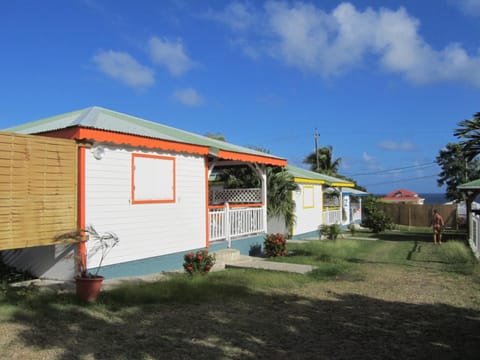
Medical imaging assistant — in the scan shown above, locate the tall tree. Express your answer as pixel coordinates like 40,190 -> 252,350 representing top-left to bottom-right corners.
454,112 -> 480,161
303,145 -> 342,175
436,142 -> 480,202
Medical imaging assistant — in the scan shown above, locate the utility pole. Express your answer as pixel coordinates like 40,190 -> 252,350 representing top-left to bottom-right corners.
314,128 -> 320,171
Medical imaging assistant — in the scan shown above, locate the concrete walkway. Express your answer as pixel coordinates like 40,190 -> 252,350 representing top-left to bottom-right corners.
225,258 -> 315,274
214,248 -> 316,274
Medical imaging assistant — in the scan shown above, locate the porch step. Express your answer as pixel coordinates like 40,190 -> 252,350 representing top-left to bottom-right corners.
211,249 -> 253,271
212,248 -> 242,262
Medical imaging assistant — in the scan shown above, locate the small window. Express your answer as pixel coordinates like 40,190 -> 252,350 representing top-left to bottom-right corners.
303,185 -> 314,208
131,154 -> 175,204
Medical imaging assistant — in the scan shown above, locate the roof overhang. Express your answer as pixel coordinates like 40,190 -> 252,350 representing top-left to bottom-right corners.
37,126 -> 287,166
212,149 -> 286,166
458,179 -> 480,190
293,177 -> 325,185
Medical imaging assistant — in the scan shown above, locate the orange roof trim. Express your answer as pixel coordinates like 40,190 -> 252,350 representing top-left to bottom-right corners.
216,149 -> 287,166
40,127 -> 209,156
39,127 -> 286,166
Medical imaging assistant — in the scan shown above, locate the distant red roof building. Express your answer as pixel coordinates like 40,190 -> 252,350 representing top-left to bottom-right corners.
381,189 -> 425,205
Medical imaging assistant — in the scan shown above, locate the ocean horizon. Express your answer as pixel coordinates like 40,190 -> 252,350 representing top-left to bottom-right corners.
419,193 -> 449,205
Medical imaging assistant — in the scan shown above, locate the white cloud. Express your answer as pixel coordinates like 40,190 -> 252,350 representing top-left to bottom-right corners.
204,1 -> 256,32
209,1 -> 480,87
148,37 -> 196,76
362,151 -> 382,171
362,151 -> 375,162
378,140 -> 415,151
92,50 -> 155,88
172,88 -> 204,106
455,0 -> 480,16
203,2 -> 260,59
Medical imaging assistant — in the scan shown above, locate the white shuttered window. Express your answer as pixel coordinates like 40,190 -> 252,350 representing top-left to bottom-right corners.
132,154 -> 176,204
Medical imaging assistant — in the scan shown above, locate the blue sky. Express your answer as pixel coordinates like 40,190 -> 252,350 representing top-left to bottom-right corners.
1,0 -> 479,195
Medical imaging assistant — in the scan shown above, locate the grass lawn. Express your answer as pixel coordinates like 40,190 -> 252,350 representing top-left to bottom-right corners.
1,233 -> 479,359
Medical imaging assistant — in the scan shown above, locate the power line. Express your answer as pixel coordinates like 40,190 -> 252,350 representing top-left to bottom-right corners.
347,161 -> 436,177
363,174 -> 438,187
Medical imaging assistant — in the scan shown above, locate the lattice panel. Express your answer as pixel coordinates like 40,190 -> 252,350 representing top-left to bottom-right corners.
209,188 -> 261,204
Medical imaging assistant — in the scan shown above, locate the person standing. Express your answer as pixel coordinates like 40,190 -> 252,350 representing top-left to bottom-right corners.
431,209 -> 445,244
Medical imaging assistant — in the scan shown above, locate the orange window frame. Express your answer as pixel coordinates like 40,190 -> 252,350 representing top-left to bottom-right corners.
131,153 -> 176,205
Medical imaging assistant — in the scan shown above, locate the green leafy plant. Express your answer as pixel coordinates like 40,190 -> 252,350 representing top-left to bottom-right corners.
183,250 -> 216,276
249,243 -> 263,257
264,233 -> 287,257
54,225 -> 119,278
362,195 -> 394,233
320,223 -> 342,240
79,225 -> 119,278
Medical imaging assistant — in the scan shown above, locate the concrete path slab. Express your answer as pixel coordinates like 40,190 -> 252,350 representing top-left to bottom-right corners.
225,258 -> 315,274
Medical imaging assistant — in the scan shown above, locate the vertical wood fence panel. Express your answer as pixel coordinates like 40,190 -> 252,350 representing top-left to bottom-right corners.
376,203 -> 458,229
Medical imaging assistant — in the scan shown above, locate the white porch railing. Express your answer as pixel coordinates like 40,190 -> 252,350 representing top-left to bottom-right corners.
469,214 -> 480,258
209,203 -> 265,247
323,209 -> 342,225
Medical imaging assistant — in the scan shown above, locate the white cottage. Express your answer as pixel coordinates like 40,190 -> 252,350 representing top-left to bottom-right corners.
268,165 -> 356,239
2,106 -> 286,280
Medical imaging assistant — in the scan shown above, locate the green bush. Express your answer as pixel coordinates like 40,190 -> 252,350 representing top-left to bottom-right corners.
183,250 -> 216,276
320,223 -> 342,240
249,243 -> 263,257
362,195 -> 394,233
264,233 -> 287,257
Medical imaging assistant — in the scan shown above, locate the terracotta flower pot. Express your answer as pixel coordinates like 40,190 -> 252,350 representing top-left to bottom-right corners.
75,275 -> 104,302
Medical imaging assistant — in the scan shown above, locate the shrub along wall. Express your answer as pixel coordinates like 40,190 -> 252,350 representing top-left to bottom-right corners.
375,203 -> 458,229
0,132 -> 78,250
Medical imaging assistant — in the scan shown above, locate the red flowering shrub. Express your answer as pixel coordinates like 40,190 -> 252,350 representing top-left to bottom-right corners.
183,250 -> 216,276
264,233 -> 287,257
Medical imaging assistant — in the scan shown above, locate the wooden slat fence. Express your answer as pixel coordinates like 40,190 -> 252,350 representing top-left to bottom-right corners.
376,203 -> 458,229
0,132 -> 78,250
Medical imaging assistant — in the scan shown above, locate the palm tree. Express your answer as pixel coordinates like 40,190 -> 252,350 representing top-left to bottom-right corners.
303,145 -> 342,175
454,112 -> 480,161
265,167 -> 298,229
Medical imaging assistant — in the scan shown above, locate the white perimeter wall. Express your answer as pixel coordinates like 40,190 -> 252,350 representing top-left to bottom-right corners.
85,145 -> 206,269
292,183 -> 323,236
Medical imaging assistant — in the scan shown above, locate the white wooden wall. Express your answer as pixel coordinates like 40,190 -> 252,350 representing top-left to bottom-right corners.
291,183 -> 323,236
85,145 -> 207,269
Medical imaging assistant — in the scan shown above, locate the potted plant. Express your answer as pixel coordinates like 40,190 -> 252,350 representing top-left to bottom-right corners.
74,225 -> 119,302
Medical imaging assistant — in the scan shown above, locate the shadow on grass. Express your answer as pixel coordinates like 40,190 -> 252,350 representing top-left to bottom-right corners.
376,230 -> 467,243
2,277 -> 480,360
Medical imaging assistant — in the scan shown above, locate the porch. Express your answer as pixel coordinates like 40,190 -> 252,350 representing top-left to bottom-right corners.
208,188 -> 265,247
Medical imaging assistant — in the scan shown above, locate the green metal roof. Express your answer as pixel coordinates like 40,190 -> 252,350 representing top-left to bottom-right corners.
458,179 -> 480,189
4,106 -> 285,161
341,187 -> 369,196
286,165 -> 354,186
